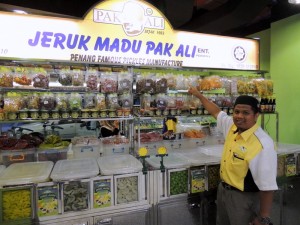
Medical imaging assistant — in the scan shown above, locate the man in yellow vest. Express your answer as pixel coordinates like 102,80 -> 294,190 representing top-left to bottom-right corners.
188,87 -> 277,225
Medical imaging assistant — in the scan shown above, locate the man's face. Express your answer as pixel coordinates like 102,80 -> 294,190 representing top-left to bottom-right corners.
232,104 -> 259,132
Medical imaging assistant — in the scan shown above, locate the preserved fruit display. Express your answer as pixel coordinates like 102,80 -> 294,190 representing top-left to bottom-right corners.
0,66 -> 13,87
169,169 -> 188,196
2,188 -> 32,221
63,181 -> 89,212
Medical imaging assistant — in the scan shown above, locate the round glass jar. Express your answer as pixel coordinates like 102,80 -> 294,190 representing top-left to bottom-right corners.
41,110 -> 50,120
116,109 -> 123,117
90,109 -> 99,118
30,110 -> 39,119
19,110 -> 28,119
8,112 -> 18,120
51,110 -> 60,119
71,110 -> 80,119
108,109 -> 116,117
61,110 -> 70,119
100,110 -> 107,118
123,109 -> 131,117
81,109 -> 90,118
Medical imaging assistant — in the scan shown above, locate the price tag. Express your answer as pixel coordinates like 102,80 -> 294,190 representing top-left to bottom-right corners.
286,154 -> 297,176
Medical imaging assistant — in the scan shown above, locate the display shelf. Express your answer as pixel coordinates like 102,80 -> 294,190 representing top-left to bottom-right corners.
0,116 -> 134,124
260,111 -> 279,143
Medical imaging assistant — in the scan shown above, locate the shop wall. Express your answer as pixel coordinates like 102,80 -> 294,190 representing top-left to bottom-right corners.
250,13 -> 300,144
248,29 -> 277,141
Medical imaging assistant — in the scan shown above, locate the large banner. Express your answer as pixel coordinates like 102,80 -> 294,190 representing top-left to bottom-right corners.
0,0 -> 259,70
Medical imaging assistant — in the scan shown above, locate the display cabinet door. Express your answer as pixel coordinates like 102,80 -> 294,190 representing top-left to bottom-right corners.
43,217 -> 92,225
281,176 -> 300,225
157,198 -> 200,225
94,209 -> 149,225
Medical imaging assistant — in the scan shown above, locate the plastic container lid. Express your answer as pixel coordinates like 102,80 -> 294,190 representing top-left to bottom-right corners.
0,165 -> 6,175
0,161 -> 54,187
179,152 -> 221,166
198,144 -> 224,157
97,154 -> 143,175
50,158 -> 99,181
145,153 -> 190,169
276,143 -> 300,155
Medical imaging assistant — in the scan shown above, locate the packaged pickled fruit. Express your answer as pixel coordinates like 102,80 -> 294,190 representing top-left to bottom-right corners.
200,75 -> 222,91
2,188 -> 32,221
55,93 -> 69,111
106,93 -> 120,109
265,79 -> 274,96
72,69 -> 85,86
214,95 -> 224,107
83,93 -> 96,109
63,180 -> 89,212
0,66 -> 13,87
119,93 -> 133,108
175,74 -> 186,90
136,73 -> 155,94
95,93 -> 106,110
19,94 -> 29,110
197,77 -> 203,90
185,75 -> 199,88
69,93 -> 82,110
39,93 -> 56,110
100,72 -> 118,93
155,73 -> 168,93
166,93 -> 176,108
27,93 -> 40,110
86,68 -> 99,91
166,73 -> 177,90
140,93 -> 152,110
246,78 -> 257,94
230,77 -> 238,94
118,72 -> 132,94
189,95 -> 201,109
3,95 -> 22,112
32,67 -> 49,89
222,96 -> 234,108
169,169 -> 188,196
154,93 -> 167,110
0,108 -> 4,120
176,93 -> 185,109
254,78 -> 267,97
221,77 -> 232,95
237,77 -> 248,94
14,66 -> 32,86
58,68 -> 72,86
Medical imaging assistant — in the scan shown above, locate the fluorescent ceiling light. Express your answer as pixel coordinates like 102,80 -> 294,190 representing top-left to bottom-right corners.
13,9 -> 28,14
288,0 -> 300,4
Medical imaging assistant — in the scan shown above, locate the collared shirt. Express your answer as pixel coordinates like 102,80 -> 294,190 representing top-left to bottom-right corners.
217,111 -> 278,191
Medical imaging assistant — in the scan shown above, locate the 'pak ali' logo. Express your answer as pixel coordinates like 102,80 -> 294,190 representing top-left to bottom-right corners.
93,1 -> 165,36
233,46 -> 246,62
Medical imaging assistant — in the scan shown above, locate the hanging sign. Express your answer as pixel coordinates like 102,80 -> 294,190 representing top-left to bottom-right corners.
0,0 -> 259,70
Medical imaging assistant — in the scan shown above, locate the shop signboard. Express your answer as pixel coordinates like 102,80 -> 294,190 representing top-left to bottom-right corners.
0,0 -> 259,70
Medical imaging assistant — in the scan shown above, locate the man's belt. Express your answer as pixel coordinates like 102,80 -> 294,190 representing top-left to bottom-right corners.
221,182 -> 240,191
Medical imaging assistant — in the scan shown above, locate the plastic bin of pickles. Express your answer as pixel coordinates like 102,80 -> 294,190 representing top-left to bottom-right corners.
0,186 -> 34,222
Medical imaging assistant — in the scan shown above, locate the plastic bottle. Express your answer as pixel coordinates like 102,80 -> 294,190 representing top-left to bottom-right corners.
272,98 -> 276,112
